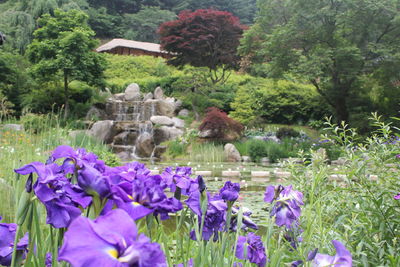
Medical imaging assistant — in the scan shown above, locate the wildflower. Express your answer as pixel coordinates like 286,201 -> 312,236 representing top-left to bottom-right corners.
58,209 -> 167,267
235,232 -> 267,267
394,193 -> 400,200
264,185 -> 304,228
219,181 -> 240,202
0,216 -> 29,266
312,240 -> 352,267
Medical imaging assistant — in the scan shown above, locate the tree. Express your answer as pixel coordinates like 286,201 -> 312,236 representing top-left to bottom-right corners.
159,9 -> 245,84
123,6 -> 176,43
242,0 -> 400,122
26,9 -> 106,118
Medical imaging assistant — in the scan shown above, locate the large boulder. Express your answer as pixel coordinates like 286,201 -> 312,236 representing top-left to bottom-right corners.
154,86 -> 164,99
152,145 -> 167,159
113,131 -> 138,145
125,83 -> 141,101
153,126 -> 184,144
172,117 -> 185,128
136,132 -> 154,157
114,93 -> 125,101
178,109 -> 190,117
224,143 -> 241,162
88,120 -> 115,143
156,100 -> 175,117
150,116 -> 174,126
143,92 -> 153,101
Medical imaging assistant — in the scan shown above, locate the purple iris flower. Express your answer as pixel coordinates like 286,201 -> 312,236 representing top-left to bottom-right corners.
312,240 -> 352,267
230,206 -> 258,231
235,232 -> 267,267
394,193 -> 400,200
45,252 -> 52,267
264,185 -> 304,228
0,217 -> 29,266
190,194 -> 227,241
161,167 -> 198,196
15,163 -> 91,228
219,181 -> 240,202
58,209 -> 167,267
103,172 -> 182,221
175,259 -> 194,267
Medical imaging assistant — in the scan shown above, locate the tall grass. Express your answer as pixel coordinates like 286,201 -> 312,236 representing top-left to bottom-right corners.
188,142 -> 226,163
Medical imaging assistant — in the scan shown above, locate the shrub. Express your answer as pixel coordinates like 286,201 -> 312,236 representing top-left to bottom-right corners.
199,107 -> 244,140
248,139 -> 268,162
230,78 -> 330,125
276,127 -> 300,139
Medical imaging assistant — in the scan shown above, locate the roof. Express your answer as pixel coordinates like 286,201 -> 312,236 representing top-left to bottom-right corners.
96,38 -> 168,54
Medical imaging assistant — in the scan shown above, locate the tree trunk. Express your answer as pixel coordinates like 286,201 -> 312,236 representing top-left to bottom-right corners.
334,95 -> 349,123
63,71 -> 69,120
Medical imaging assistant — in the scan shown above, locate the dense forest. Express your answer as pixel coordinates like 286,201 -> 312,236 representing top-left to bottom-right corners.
0,0 -> 256,50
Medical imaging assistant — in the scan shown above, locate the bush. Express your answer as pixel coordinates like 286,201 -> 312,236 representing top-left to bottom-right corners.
276,127 -> 300,139
199,107 -> 244,141
230,78 -> 330,125
248,139 -> 268,162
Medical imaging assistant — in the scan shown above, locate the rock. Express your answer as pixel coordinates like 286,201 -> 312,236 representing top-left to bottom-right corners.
86,106 -> 107,121
198,129 -> 213,138
221,170 -> 241,177
143,92 -> 153,101
154,86 -> 164,99
153,126 -> 184,144
125,83 -> 141,101
178,109 -> 189,117
242,156 -> 251,163
135,132 -> 154,158
224,143 -> 241,162
113,131 -> 138,145
114,93 -> 125,101
165,97 -> 175,104
260,157 -> 270,165
116,151 -> 132,162
150,116 -> 174,126
2,124 -> 24,131
88,120 -> 115,143
152,145 -> 167,158
172,117 -> 185,128
156,100 -> 175,117
175,100 -> 183,111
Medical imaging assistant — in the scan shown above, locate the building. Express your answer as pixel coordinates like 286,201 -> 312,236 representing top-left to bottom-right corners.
96,38 -> 172,59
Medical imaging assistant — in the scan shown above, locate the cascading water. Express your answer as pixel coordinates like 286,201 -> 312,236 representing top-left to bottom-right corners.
97,84 -> 184,161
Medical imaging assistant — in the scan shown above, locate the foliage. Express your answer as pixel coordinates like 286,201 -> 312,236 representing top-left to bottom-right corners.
230,78 -> 329,125
123,6 -> 176,43
26,9 -> 106,117
276,127 -> 300,140
159,9 -> 245,83
199,107 -> 243,140
243,0 -> 400,123
187,0 -> 257,25
0,92 -> 14,121
0,51 -> 32,115
20,113 -> 58,134
247,139 -> 268,162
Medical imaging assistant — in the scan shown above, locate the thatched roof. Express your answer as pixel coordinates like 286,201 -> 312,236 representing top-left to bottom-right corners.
96,38 -> 168,54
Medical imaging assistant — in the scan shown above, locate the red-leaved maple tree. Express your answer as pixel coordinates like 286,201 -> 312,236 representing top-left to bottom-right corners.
159,9 -> 245,83
199,107 -> 244,140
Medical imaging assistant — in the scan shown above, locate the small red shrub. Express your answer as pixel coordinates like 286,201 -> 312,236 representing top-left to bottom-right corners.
199,107 -> 243,139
